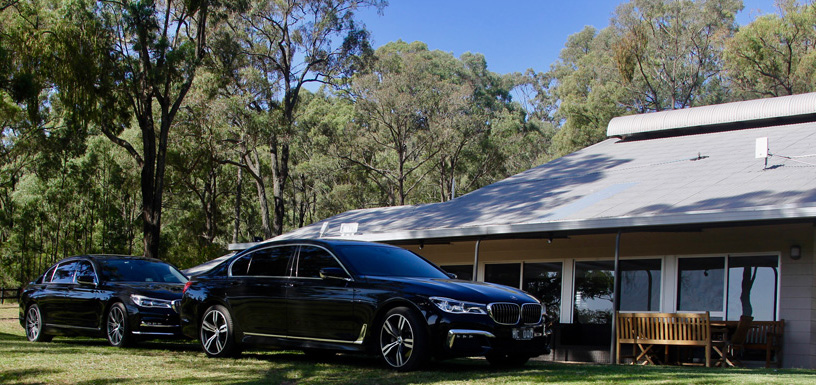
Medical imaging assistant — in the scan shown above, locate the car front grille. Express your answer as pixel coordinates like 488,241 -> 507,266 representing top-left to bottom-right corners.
521,303 -> 543,324
488,302 -> 543,325
488,303 -> 519,325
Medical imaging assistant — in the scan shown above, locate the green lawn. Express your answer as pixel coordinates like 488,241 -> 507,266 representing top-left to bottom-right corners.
2,304 -> 815,385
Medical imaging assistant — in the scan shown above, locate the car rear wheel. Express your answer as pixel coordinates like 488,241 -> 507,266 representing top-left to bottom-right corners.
486,352 -> 531,367
200,305 -> 240,358
106,302 -> 133,347
378,307 -> 429,371
25,304 -> 52,342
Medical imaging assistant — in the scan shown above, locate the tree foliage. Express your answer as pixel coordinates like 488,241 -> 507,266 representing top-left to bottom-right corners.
2,0 -> 814,288
724,0 -> 816,98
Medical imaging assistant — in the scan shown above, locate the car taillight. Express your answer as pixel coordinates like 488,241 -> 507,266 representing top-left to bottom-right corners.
183,281 -> 192,294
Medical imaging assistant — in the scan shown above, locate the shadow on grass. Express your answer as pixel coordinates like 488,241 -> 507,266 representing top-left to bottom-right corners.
0,368 -> 63,384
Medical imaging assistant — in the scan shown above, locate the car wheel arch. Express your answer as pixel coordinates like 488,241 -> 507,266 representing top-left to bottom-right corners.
368,298 -> 428,347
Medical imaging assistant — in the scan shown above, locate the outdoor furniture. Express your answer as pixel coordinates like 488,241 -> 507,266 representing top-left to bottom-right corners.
615,312 -> 712,367
744,320 -> 784,368
711,315 -> 753,367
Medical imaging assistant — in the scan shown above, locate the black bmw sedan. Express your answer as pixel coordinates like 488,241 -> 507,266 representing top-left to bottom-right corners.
180,239 -> 549,371
20,255 -> 187,347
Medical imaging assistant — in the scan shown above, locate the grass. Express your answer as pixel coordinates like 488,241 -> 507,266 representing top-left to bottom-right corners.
2,304 -> 815,385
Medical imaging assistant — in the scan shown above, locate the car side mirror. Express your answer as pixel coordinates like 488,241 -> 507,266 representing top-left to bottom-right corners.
446,272 -> 458,279
319,267 -> 351,281
76,274 -> 97,286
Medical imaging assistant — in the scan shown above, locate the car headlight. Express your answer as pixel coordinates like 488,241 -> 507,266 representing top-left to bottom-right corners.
430,297 -> 487,315
130,294 -> 173,309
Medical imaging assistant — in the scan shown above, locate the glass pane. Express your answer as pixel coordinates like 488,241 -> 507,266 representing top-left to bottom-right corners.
99,259 -> 187,283
523,262 -> 561,323
440,265 -> 473,281
51,262 -> 78,283
75,261 -> 96,282
619,259 -> 661,312
573,261 -> 613,324
247,247 -> 295,277
677,257 -> 724,312
231,255 -> 251,276
727,255 -> 778,321
484,263 -> 520,288
336,245 -> 448,278
296,246 -> 342,278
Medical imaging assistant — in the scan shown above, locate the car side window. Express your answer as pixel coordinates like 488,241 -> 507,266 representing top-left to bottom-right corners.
230,255 -> 251,276
75,261 -> 96,283
245,246 -> 296,277
40,266 -> 58,284
51,261 -> 79,284
296,246 -> 343,278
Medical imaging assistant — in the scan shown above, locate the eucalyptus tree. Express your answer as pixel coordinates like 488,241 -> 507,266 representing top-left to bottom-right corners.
612,0 -> 741,111
49,0 -> 213,260
217,0 -> 384,237
724,0 -> 816,98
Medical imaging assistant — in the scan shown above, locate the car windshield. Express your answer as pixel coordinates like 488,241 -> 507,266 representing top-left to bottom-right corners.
336,245 -> 449,278
99,259 -> 187,283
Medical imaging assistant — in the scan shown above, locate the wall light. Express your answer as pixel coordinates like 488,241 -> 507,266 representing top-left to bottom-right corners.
790,245 -> 801,260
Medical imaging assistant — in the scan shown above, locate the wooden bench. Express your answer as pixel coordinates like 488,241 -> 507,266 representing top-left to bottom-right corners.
616,312 -> 712,367
743,320 -> 784,368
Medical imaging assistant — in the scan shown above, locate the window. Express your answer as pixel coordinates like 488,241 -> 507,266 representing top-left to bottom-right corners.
231,255 -> 251,276
440,265 -> 473,281
574,259 -> 662,324
619,259 -> 661,312
51,262 -> 79,284
99,259 -> 187,283
573,261 -> 613,324
484,263 -> 520,288
523,262 -> 561,322
677,257 -> 725,315
75,261 -> 96,283
727,255 -> 778,321
246,247 -> 295,277
295,246 -> 342,278
336,245 -> 448,278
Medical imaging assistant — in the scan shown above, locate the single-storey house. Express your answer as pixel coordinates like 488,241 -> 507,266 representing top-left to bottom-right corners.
273,92 -> 816,368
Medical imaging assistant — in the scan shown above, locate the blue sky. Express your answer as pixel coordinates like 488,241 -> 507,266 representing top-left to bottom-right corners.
356,0 -> 779,75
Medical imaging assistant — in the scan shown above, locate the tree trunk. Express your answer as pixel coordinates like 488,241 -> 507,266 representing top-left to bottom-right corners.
270,141 -> 289,236
232,165 -> 243,244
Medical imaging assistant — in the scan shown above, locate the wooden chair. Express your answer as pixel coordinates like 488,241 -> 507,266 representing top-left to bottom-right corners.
744,320 -> 784,368
712,315 -> 753,367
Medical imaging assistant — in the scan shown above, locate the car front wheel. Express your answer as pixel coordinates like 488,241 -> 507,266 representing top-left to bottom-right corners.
106,302 -> 133,347
378,307 -> 429,371
200,305 -> 239,358
25,304 -> 52,342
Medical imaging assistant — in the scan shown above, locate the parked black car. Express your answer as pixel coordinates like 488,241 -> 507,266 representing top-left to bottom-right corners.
20,255 -> 188,347
180,239 -> 549,371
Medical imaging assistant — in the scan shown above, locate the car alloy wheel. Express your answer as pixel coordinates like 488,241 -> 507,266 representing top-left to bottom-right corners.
25,304 -> 51,342
200,305 -> 238,357
106,302 -> 132,347
378,307 -> 428,371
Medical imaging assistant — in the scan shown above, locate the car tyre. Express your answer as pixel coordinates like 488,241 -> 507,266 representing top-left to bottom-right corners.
25,304 -> 52,342
486,352 -> 531,367
106,302 -> 134,347
200,305 -> 240,358
378,307 -> 429,371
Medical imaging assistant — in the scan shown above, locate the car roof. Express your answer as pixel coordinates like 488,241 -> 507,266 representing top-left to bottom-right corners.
245,238 -> 397,251
57,254 -> 166,264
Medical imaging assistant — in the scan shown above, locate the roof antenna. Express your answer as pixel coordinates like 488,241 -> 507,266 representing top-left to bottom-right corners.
755,137 -> 769,169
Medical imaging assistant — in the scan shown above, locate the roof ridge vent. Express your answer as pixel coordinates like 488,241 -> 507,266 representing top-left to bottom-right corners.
607,93 -> 816,139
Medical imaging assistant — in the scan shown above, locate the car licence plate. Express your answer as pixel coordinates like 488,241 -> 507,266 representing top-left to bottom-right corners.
512,327 -> 534,340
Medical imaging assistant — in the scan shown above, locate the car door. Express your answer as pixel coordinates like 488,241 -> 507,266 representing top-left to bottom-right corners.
286,245 -> 360,342
45,261 -> 79,327
71,260 -> 103,330
225,246 -> 295,337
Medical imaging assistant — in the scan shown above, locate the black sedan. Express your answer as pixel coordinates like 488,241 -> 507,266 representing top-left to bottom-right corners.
180,239 -> 549,371
20,255 -> 187,347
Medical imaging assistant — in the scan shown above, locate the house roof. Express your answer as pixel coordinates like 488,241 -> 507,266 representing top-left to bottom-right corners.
276,93 -> 816,243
